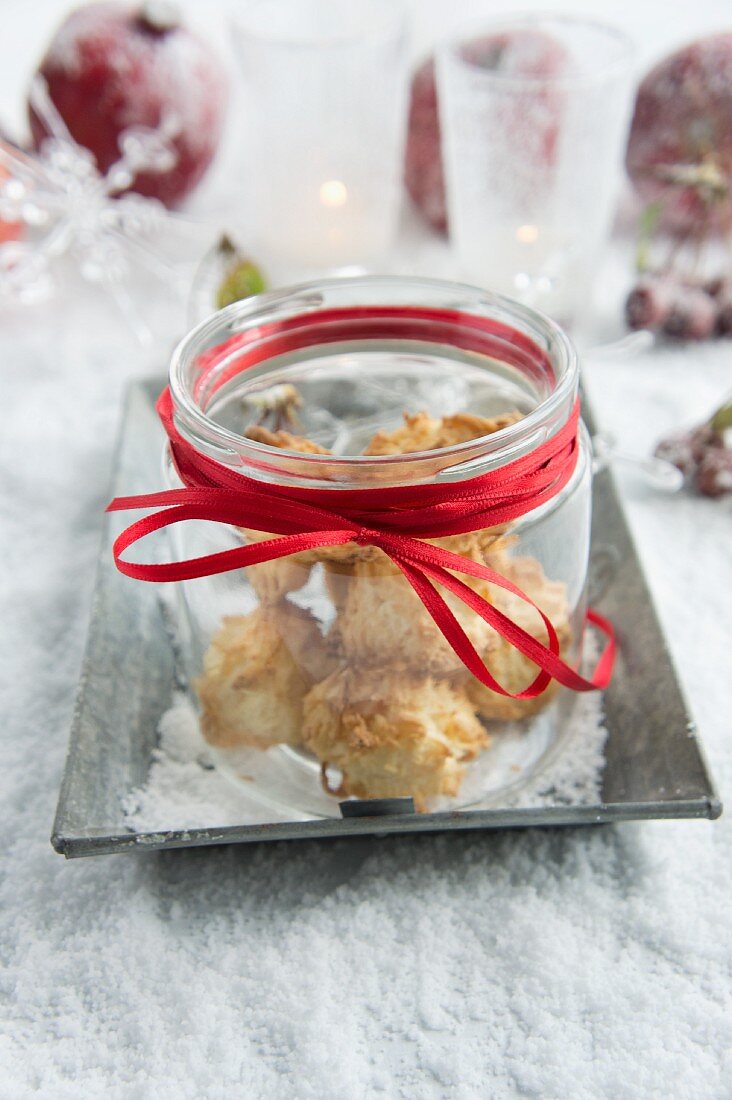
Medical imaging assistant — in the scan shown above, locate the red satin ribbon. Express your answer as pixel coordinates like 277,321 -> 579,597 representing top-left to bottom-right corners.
107,379 -> 615,701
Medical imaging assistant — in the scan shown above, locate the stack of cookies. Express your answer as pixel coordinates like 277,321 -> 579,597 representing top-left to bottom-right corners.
195,409 -> 571,811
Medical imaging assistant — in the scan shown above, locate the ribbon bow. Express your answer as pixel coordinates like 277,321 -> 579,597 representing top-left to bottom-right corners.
108,386 -> 615,701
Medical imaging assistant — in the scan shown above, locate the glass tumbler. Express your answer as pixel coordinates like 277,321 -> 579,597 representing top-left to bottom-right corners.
232,0 -> 407,280
163,276 -> 593,818
437,16 -> 634,326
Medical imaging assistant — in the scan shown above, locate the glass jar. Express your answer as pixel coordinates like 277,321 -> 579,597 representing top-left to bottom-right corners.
164,276 -> 590,816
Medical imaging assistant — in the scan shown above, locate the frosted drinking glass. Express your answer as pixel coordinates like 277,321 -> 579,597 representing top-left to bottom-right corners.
437,16 -> 634,326
233,0 -> 407,280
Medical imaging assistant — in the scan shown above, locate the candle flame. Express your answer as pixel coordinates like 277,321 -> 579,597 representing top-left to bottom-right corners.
320,180 -> 348,207
516,224 -> 539,244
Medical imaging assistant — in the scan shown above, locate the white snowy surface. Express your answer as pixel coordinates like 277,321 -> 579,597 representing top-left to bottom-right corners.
2,2 -> 732,1097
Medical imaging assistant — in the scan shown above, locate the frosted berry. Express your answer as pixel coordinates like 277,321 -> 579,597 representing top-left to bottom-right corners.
656,421 -> 723,479
715,290 -> 732,335
654,431 -> 696,476
695,446 -> 732,496
704,275 -> 732,299
662,286 -> 716,340
28,1 -> 227,209
625,278 -> 674,330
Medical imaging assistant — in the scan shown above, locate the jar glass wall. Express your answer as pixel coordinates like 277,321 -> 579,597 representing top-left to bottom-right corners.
164,277 -> 590,816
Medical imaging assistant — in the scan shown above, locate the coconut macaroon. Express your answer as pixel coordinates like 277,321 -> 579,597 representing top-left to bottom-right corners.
466,637 -> 561,722
363,409 -> 523,560
241,422 -> 377,578
240,425 -> 331,599
244,530 -> 315,604
466,554 -> 572,722
302,668 -> 490,811
243,410 -> 523,573
244,424 -> 332,455
486,553 -> 571,644
195,604 -> 334,750
334,556 -> 495,673
363,408 -> 524,456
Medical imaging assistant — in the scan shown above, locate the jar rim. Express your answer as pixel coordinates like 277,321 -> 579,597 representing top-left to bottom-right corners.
169,275 -> 579,487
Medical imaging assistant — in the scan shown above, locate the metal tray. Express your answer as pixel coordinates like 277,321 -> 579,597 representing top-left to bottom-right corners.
52,380 -> 722,858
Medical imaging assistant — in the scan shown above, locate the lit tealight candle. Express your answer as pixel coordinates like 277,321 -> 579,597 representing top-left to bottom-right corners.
516,224 -> 539,244
319,179 -> 348,208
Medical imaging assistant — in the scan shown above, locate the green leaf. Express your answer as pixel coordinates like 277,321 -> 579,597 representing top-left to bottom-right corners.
636,201 -> 663,274
710,398 -> 732,433
216,259 -> 267,309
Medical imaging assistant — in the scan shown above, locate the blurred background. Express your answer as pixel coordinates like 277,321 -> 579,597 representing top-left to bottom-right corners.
3,0 -> 732,348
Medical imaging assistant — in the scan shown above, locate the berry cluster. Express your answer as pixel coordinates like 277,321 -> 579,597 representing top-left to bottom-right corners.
624,33 -> 732,341
654,401 -> 732,497
626,276 -> 732,341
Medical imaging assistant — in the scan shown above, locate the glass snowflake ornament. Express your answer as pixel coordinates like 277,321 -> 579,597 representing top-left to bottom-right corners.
0,75 -> 205,335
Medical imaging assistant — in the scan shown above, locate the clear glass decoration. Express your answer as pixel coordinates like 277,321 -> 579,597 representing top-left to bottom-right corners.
0,76 -> 211,340
232,0 -> 407,280
437,16 -> 634,326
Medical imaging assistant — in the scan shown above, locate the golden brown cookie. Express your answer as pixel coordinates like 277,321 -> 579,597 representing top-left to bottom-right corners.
317,530 -> 509,574
195,604 -> 333,750
241,427 -> 369,573
363,409 -> 523,456
486,553 -> 571,642
334,556 -> 495,673
361,408 -> 522,560
427,529 -> 514,563
245,424 -> 331,455
247,551 -> 313,603
241,528 -> 317,602
302,668 -> 490,811
466,636 -> 560,722
322,557 -> 355,611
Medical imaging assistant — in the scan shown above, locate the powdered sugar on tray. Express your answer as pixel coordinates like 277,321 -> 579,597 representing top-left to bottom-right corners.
123,694 -> 295,830
506,683 -> 607,809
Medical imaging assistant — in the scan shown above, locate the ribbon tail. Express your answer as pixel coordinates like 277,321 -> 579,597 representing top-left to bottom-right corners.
584,608 -> 616,691
426,562 -> 614,694
387,535 -> 615,695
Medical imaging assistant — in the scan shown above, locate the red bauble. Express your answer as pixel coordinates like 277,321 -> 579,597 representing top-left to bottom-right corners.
404,31 -> 569,235
28,1 -> 227,208
626,35 -> 732,233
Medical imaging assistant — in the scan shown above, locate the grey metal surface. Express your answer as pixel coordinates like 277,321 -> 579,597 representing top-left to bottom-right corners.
51,381 -> 722,859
